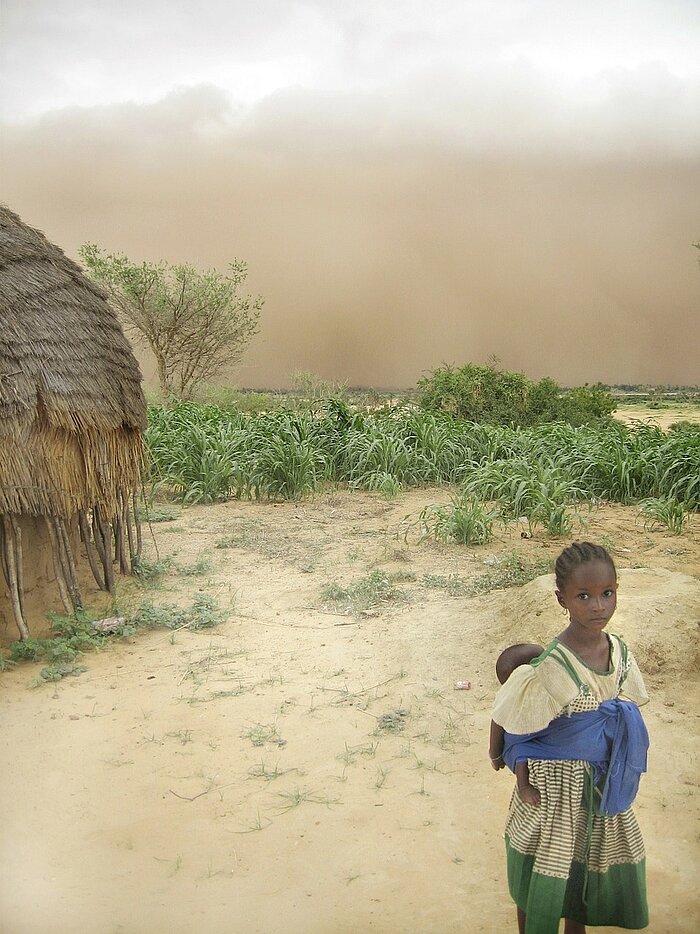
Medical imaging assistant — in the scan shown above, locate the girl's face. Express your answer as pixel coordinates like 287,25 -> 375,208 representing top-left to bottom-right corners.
556,559 -> 617,633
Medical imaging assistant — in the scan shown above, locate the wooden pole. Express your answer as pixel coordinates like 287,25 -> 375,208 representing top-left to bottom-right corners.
113,507 -> 128,575
0,518 -> 10,592
79,510 -> 107,591
94,506 -> 114,593
122,491 -> 136,571
46,517 -> 74,614
133,491 -> 143,562
56,516 -> 83,610
1,516 -> 30,640
8,515 -> 26,620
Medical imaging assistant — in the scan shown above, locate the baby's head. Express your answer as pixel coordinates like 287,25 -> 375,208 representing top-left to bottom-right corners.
496,643 -> 544,685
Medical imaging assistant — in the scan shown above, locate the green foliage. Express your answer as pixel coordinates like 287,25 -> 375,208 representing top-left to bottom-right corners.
6,596 -> 224,683
129,595 -> 223,631
669,420 -> 700,434
144,400 -> 699,511
422,574 -> 471,596
321,570 -> 414,615
417,362 -> 615,427
466,553 -> 553,594
132,555 -> 173,580
638,497 -> 691,535
194,385 -> 277,414
79,244 -> 262,400
139,505 -> 181,523
418,554 -> 554,597
8,611 -> 122,679
251,415 -> 327,500
291,369 -> 348,403
558,384 -> 617,425
418,495 -> 499,545
353,470 -> 402,498
461,457 -> 581,537
179,554 -> 214,577
37,663 -> 87,683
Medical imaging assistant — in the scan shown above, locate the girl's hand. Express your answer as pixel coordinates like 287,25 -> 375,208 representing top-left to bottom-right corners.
490,754 -> 505,771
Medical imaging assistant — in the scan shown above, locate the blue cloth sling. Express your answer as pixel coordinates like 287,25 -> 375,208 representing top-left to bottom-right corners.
502,699 -> 648,815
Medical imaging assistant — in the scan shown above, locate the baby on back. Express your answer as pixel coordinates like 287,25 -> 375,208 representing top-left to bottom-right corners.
489,643 -> 544,805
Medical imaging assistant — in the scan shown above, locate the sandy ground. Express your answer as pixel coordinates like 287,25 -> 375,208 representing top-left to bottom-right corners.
613,404 -> 700,431
1,489 -> 699,934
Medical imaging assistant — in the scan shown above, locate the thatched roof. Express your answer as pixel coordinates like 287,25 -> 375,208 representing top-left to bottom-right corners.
0,205 -> 147,517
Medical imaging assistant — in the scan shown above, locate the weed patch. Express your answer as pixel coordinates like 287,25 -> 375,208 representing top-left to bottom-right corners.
376,708 -> 410,734
422,574 -> 471,596
6,596 -> 225,684
638,497 -> 691,535
241,723 -> 282,747
179,554 -> 214,576
417,496 -> 499,545
132,555 -> 173,581
467,553 -> 552,595
321,570 -> 414,615
130,594 -> 224,631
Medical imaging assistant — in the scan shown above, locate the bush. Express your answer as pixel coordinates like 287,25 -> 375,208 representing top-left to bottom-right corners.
416,363 -> 615,427
559,384 -> 617,425
418,495 -> 499,545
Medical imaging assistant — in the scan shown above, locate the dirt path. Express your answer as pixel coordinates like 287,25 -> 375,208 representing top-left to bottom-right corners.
1,491 -> 699,933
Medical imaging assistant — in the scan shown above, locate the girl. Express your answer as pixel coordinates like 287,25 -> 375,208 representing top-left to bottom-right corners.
491,542 -> 649,934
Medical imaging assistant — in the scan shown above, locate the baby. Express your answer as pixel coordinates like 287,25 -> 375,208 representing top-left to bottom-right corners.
489,643 -> 544,806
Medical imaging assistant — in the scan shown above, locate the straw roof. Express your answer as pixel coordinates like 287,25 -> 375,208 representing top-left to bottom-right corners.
0,205 -> 147,517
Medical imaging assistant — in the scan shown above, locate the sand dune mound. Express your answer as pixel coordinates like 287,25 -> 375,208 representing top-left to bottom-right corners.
483,568 -> 700,676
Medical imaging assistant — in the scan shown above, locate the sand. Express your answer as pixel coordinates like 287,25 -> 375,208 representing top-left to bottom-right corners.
1,490 -> 699,934
613,404 -> 700,431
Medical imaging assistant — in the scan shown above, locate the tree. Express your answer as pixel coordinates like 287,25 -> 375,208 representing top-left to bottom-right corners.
79,244 -> 263,399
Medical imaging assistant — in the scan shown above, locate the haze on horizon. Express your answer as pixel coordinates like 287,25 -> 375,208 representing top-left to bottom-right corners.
2,0 -> 699,388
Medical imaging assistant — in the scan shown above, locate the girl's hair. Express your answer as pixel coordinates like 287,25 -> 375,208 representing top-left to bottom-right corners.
554,541 -> 616,590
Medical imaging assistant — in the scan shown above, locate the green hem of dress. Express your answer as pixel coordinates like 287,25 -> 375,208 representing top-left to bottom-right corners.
506,835 -> 648,932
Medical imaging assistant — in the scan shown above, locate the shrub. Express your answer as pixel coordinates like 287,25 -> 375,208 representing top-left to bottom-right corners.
638,497 -> 691,535
417,363 -> 615,427
418,495 -> 499,545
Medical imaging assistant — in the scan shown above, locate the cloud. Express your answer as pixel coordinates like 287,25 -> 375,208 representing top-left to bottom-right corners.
3,0 -> 700,122
2,57 -> 699,389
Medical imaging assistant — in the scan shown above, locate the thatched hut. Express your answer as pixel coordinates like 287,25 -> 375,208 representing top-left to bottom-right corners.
0,205 -> 147,641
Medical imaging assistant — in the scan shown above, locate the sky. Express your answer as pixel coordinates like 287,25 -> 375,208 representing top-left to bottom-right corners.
2,0 -> 699,387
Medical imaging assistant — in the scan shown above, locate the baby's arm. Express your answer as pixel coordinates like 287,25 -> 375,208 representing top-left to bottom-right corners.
489,720 -> 506,770
515,761 -> 541,806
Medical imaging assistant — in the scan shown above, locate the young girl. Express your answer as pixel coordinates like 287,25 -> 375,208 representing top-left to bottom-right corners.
491,542 -> 650,934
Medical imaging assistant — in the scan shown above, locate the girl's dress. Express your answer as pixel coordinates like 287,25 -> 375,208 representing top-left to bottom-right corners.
492,634 -> 649,933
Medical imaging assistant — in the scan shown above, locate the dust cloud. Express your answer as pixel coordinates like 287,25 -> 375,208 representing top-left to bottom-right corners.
2,85 -> 698,388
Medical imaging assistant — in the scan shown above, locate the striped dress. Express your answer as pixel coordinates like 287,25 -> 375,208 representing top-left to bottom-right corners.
492,635 -> 649,933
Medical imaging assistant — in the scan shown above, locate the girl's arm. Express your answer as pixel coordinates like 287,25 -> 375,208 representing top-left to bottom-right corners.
489,720 -> 506,771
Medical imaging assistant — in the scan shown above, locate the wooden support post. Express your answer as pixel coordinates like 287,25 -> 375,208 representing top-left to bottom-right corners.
8,516 -> 26,620
79,510 -> 107,591
94,506 -> 114,593
1,516 -> 30,640
56,516 -> 83,610
46,517 -> 74,614
122,491 -> 136,571
113,507 -> 127,575
133,491 -> 143,562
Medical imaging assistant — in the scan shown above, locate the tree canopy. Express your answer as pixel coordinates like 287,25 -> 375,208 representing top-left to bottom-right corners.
80,245 -> 263,399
